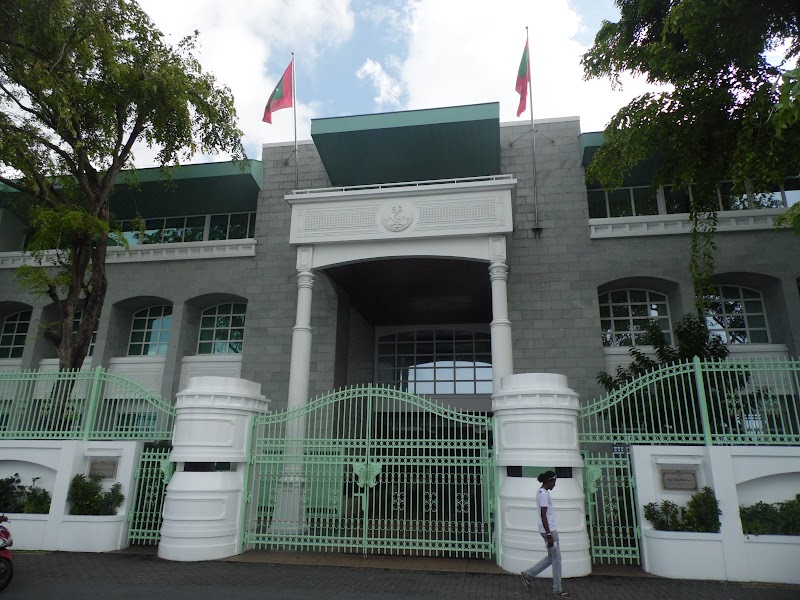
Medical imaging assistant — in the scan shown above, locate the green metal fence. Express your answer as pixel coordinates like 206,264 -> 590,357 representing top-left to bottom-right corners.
243,384 -> 495,558
583,451 -> 640,565
0,368 -> 175,440
128,448 -> 174,545
579,356 -> 800,446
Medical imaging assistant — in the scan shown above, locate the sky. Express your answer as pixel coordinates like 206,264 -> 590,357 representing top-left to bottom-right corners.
134,0 -> 664,164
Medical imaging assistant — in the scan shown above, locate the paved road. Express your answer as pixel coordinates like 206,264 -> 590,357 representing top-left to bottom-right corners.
4,551 -> 798,600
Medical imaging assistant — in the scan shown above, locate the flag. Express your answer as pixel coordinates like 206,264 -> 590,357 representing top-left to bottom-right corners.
263,60 -> 293,124
516,41 -> 530,117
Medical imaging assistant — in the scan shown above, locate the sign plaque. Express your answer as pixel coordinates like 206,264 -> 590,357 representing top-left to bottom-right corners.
660,468 -> 698,491
89,459 -> 118,479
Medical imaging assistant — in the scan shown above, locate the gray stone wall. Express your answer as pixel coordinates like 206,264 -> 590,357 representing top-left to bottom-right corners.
500,118 -> 800,401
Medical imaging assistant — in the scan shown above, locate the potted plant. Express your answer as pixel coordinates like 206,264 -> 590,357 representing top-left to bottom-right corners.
641,487 -> 725,580
60,474 -> 127,552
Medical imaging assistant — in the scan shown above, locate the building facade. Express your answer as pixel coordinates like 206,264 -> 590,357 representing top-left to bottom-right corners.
3,103 -> 798,413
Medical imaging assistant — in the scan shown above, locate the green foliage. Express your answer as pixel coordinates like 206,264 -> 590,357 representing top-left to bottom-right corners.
0,474 -> 24,513
644,499 -> 682,531
67,474 -> 124,515
644,487 -> 721,533
582,1 -> 800,309
740,495 -> 800,536
0,473 -> 52,513
775,203 -> 800,235
22,480 -> 52,514
0,0 -> 245,371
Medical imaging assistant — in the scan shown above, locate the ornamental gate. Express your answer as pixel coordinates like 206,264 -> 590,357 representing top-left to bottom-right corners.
582,451 -> 640,565
242,385 -> 495,558
128,447 -> 174,545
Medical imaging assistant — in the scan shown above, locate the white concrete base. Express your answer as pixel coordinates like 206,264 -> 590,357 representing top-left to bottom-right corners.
58,515 -> 129,552
158,471 -> 243,561
4,514 -> 47,551
642,530 -> 725,580
492,373 -> 591,576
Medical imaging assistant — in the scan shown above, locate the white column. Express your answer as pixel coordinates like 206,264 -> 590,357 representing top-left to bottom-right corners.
489,236 -> 513,392
269,246 -> 315,536
492,373 -> 591,577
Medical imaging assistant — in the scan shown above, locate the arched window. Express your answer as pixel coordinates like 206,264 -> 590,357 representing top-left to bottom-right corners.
599,290 -> 672,346
127,306 -> 172,356
705,286 -> 770,344
376,328 -> 493,395
0,310 -> 32,359
198,303 -> 246,354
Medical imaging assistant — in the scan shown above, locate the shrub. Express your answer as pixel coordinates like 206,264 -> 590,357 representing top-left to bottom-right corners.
23,481 -> 52,514
0,474 -> 24,513
740,495 -> 800,535
643,487 -> 721,533
67,474 -> 125,516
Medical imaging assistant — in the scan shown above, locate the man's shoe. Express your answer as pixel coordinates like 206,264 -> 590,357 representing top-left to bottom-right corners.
520,573 -> 532,590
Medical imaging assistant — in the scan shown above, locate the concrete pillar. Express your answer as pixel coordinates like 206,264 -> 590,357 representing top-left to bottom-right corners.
158,376 -> 270,561
492,373 -> 591,577
489,236 -> 513,393
268,246 -> 315,536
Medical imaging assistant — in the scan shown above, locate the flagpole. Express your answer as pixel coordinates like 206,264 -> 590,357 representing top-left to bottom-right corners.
526,27 -> 539,231
292,52 -> 298,190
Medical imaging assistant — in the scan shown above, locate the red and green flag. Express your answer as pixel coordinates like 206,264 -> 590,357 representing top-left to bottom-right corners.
516,41 -> 530,117
262,59 -> 294,124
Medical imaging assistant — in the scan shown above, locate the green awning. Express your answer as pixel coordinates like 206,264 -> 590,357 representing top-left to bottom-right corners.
310,103 -> 501,186
111,160 -> 262,219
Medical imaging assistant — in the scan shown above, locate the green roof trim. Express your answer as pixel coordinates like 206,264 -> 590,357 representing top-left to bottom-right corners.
310,103 -> 501,186
312,102 -> 500,135
115,159 -> 262,187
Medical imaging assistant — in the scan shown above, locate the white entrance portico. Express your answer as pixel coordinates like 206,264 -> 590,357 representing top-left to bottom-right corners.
283,175 -> 518,416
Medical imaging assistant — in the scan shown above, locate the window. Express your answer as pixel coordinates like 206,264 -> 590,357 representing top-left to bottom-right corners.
599,290 -> 672,347
376,328 -> 493,395
112,212 -> 256,246
588,186 -> 659,218
0,310 -> 31,359
197,303 -> 246,354
704,286 -> 770,344
115,412 -> 157,433
592,178 -> 796,218
127,306 -> 172,356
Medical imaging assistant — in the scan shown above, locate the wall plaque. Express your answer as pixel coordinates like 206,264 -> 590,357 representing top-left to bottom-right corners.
660,468 -> 698,491
89,459 -> 118,479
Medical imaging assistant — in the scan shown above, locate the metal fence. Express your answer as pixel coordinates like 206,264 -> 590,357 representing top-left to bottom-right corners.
0,368 -> 175,440
579,356 -> 800,446
243,384 -> 496,558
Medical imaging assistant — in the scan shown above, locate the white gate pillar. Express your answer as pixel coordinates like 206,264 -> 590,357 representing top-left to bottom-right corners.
492,373 -> 591,577
488,236 -> 513,392
158,376 -> 270,561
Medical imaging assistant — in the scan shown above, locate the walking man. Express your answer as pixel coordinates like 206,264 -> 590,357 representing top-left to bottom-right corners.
521,470 -> 571,598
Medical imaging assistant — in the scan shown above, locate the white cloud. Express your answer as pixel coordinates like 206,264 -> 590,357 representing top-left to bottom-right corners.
357,59 -> 403,108
134,0 -> 355,164
391,0 -> 664,132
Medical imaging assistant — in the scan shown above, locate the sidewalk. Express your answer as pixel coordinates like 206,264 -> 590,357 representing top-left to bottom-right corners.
9,549 -> 800,600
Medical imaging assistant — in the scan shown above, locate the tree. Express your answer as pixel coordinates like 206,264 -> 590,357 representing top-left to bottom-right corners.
581,1 -> 800,309
596,315 -> 749,435
0,0 -> 245,371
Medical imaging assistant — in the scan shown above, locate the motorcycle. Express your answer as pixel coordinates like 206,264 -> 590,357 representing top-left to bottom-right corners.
0,516 -> 12,592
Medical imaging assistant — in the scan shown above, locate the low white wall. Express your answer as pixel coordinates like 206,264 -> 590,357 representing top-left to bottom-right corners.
632,445 -> 800,584
0,439 -> 143,551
